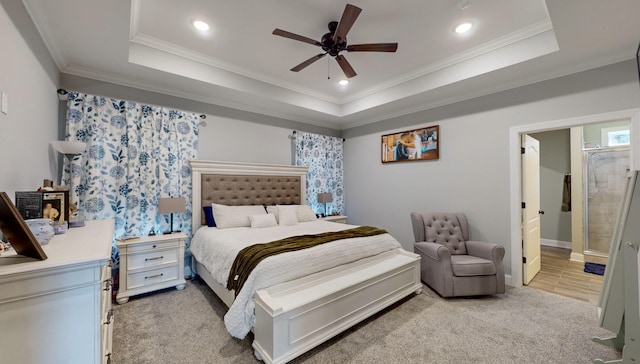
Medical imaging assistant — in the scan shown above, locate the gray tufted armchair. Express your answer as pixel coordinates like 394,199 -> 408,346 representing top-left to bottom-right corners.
410,212 -> 505,297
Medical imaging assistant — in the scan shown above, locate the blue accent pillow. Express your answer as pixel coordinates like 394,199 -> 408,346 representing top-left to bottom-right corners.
203,206 -> 216,227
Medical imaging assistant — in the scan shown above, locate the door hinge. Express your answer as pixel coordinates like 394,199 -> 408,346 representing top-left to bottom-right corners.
521,147 -> 525,154
523,257 -> 527,264
521,202 -> 526,208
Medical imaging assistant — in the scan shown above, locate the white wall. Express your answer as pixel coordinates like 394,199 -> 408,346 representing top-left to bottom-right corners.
197,115 -> 294,165
0,3 -> 59,200
342,60 -> 640,277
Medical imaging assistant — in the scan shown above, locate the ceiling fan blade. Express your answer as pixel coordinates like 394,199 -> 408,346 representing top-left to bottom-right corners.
347,43 -> 398,52
335,55 -> 357,78
273,29 -> 321,47
291,53 -> 327,72
333,4 -> 362,43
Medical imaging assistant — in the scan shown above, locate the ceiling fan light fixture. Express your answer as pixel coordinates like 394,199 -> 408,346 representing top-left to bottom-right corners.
455,21 -> 473,34
192,19 -> 210,31
338,79 -> 349,86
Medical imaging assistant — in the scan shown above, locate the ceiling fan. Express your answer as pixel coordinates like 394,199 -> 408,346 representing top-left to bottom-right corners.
272,4 -> 398,79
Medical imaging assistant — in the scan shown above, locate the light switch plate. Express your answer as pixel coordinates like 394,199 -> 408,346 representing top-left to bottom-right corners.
1,91 -> 7,115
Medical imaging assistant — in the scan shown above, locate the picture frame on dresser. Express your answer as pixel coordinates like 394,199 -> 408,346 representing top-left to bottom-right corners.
15,190 -> 69,222
0,192 -> 47,260
41,191 -> 69,222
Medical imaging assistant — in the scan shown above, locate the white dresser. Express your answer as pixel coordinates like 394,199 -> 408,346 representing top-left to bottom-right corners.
0,219 -> 114,364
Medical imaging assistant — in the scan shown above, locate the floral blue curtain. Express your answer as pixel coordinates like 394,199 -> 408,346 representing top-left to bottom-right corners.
63,91 -> 199,268
294,131 -> 344,215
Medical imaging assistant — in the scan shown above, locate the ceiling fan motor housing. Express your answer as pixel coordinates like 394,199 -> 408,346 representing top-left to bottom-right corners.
321,21 -> 347,57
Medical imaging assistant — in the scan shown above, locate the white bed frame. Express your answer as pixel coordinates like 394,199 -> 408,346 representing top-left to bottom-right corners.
190,160 -> 422,364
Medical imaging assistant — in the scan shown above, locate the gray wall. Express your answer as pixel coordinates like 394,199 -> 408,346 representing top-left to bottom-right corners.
0,2 -> 59,200
342,59 -> 640,277
529,129 -> 572,244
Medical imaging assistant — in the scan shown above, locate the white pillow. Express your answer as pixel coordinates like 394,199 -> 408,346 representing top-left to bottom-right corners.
249,213 -> 277,228
296,205 -> 317,222
277,205 -> 298,226
266,204 -> 317,223
266,205 -> 277,218
211,203 -> 266,229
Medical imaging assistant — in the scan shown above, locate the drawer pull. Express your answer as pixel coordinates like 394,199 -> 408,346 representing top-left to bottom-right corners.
103,278 -> 113,291
145,273 -> 164,279
145,256 -> 163,262
104,309 -> 113,325
152,244 -> 157,248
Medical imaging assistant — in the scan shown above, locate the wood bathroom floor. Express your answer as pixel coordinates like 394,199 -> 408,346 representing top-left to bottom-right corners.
527,246 -> 605,304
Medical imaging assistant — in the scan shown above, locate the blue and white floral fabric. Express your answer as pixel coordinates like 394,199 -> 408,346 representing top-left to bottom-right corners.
294,131 -> 344,215
63,91 -> 199,268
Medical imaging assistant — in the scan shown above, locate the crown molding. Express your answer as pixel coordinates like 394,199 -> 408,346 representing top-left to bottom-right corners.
341,20 -> 555,104
129,33 -> 341,105
22,0 -> 68,71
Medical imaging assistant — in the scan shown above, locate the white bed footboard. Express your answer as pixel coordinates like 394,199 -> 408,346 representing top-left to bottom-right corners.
252,248 -> 422,364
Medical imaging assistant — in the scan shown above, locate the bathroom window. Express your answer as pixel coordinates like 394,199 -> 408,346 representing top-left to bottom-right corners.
601,126 -> 630,147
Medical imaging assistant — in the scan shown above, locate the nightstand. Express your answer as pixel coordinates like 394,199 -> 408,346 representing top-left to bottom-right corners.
115,232 -> 186,304
321,215 -> 348,223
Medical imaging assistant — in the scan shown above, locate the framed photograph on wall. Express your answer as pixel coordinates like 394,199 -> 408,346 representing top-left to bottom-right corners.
381,125 -> 439,163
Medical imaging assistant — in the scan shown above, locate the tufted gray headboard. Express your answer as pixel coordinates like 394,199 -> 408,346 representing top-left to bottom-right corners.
190,160 -> 309,230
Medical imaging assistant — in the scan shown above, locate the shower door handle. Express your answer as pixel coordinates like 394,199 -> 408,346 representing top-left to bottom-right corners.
539,210 -> 545,215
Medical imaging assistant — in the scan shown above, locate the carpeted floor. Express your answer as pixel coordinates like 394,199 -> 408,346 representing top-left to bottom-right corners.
112,279 -> 622,364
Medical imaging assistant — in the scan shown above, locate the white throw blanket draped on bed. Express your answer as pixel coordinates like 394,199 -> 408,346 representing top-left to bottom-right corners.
190,220 -> 402,338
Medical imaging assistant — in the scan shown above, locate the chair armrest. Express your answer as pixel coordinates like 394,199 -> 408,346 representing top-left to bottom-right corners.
466,240 -> 505,263
414,241 -> 451,262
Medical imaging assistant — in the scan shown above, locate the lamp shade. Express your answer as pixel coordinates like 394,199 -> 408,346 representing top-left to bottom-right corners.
51,141 -> 86,156
158,197 -> 186,214
317,193 -> 333,203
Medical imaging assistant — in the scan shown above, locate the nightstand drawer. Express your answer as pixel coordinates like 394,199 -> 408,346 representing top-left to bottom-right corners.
127,249 -> 179,270
126,265 -> 179,290
127,239 -> 180,253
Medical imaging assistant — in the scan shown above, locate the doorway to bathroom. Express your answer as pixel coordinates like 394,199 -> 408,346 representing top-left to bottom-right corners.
520,118 -> 632,301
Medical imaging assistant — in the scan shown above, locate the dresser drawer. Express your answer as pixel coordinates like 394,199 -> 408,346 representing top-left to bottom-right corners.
126,265 -> 179,290
127,249 -> 179,270
126,239 -> 180,253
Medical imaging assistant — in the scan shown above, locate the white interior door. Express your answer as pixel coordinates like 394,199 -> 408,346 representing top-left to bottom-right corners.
522,134 -> 541,285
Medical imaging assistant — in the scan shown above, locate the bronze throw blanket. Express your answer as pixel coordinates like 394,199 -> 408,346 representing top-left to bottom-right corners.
226,226 -> 388,295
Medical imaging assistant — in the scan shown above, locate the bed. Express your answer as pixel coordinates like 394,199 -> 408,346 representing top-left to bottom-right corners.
189,160 -> 422,364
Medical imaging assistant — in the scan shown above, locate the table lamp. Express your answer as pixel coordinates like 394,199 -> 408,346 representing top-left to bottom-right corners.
51,140 -> 86,225
317,192 -> 333,216
158,197 -> 186,234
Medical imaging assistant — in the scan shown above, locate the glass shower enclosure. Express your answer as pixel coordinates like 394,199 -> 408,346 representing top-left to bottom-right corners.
583,147 -> 630,255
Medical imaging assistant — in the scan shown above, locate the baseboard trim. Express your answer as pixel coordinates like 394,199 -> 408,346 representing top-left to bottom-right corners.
540,238 -> 571,249
504,274 -> 512,287
570,252 -> 585,262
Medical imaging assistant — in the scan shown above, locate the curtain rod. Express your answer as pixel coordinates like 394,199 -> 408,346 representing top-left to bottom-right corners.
58,88 -> 207,126
289,130 -> 345,142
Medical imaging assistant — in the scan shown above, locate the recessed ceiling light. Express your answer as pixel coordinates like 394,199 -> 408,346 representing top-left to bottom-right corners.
338,79 -> 349,86
192,19 -> 210,31
455,22 -> 473,34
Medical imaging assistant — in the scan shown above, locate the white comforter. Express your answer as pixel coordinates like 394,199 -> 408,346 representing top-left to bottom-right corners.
189,220 -> 402,338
